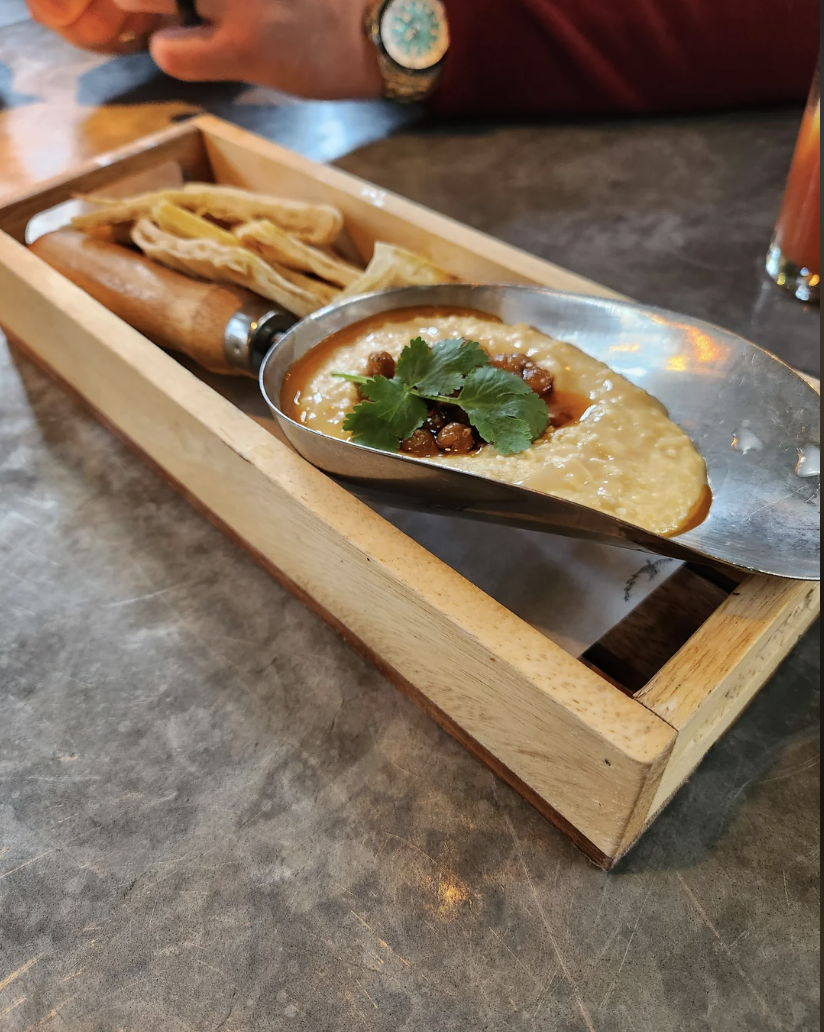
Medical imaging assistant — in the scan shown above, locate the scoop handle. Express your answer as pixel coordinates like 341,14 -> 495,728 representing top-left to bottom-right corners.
29,230 -> 260,375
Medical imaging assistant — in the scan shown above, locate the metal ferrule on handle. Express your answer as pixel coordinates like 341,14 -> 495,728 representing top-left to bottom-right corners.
224,302 -> 297,374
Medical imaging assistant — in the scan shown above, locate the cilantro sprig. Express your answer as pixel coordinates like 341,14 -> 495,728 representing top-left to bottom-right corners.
334,337 -> 549,455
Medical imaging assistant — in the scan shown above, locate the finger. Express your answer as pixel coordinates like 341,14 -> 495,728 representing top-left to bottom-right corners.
28,0 -> 97,28
115,0 -> 225,18
113,0 -> 176,12
29,0 -> 158,50
149,24 -> 246,81
31,0 -> 146,49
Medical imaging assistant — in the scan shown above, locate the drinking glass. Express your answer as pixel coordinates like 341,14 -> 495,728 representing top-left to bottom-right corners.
766,62 -> 820,303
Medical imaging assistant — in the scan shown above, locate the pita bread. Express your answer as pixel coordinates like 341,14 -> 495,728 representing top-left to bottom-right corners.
131,218 -> 336,318
73,184 -> 344,246
234,220 -> 362,288
339,242 -> 457,300
266,262 -> 338,307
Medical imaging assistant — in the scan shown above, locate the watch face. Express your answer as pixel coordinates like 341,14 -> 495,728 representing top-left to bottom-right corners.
380,0 -> 450,72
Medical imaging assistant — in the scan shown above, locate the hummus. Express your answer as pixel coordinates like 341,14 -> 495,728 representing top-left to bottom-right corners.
281,308 -> 709,537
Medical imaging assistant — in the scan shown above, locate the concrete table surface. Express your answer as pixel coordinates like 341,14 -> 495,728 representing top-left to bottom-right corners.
0,14 -> 820,1032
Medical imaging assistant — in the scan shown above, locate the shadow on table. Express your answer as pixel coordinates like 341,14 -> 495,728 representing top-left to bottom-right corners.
74,52 -> 419,164
76,51 -> 246,110
408,101 -> 807,136
5,342 -> 820,877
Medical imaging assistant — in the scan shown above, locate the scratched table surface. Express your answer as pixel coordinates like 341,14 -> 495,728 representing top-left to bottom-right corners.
0,6 -> 820,1031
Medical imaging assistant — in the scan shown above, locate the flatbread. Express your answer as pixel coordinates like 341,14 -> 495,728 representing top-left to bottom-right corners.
267,261 -> 338,306
131,218 -> 336,318
234,219 -> 362,288
73,184 -> 344,246
339,242 -> 457,299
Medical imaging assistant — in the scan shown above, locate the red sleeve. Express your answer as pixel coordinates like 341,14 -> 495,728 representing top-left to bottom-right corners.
428,0 -> 819,116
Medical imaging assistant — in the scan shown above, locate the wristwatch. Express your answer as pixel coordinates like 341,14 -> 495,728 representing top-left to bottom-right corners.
364,0 -> 451,104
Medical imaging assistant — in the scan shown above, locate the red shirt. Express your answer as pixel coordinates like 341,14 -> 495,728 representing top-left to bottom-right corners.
429,0 -> 819,115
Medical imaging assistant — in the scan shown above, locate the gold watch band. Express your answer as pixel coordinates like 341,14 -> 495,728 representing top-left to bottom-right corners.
363,1 -> 446,104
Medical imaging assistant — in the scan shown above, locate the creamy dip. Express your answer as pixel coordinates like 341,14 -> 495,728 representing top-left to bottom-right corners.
281,308 -> 709,537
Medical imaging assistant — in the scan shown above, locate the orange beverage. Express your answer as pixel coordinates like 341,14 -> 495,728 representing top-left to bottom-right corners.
767,64 -> 820,302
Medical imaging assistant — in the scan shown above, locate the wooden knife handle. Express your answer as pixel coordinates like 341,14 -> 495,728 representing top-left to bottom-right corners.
29,230 -> 259,375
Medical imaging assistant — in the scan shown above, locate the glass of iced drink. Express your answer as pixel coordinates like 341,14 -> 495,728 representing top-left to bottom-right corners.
766,63 -> 820,303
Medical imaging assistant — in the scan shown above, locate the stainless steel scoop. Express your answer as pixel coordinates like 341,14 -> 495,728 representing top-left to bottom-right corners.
259,284 -> 820,581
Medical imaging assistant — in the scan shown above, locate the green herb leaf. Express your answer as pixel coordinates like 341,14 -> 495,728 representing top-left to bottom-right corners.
458,366 -> 550,455
395,337 -> 433,388
335,337 -> 548,457
415,338 -> 489,397
342,376 -> 428,452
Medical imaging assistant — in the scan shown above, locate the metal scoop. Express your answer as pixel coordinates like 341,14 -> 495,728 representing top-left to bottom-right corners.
260,284 -> 820,581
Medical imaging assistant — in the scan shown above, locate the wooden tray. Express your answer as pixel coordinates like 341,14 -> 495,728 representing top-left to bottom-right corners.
0,116 -> 818,869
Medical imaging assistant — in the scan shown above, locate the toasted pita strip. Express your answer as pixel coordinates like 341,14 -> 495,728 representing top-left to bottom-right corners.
73,184 -> 344,246
131,218 -> 335,318
264,263 -> 338,307
153,200 -> 239,247
338,242 -> 457,300
234,219 -> 362,289
150,202 -> 336,307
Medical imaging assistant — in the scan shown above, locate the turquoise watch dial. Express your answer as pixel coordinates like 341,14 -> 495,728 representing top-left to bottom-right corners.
380,0 -> 450,72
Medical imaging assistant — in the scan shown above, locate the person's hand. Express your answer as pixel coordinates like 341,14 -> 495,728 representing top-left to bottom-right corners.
27,0 -> 162,52
114,0 -> 383,100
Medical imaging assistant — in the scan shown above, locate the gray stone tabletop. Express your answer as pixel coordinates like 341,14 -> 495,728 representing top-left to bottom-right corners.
0,14 -> 820,1032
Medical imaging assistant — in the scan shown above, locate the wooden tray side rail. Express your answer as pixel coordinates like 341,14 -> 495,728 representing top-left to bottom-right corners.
0,117 -> 817,867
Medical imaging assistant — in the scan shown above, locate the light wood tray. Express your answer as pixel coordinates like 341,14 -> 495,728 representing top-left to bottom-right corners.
0,116 -> 818,869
